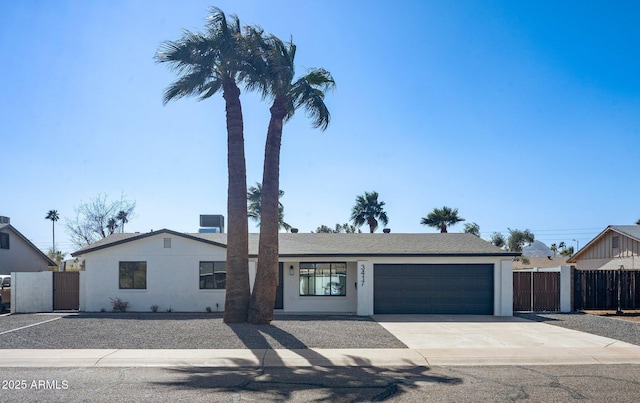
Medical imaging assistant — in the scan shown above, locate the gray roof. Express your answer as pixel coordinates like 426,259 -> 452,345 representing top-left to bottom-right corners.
72,229 -> 518,257
610,225 -> 640,241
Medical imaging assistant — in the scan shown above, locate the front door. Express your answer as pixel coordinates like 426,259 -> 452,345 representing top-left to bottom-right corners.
274,263 -> 284,309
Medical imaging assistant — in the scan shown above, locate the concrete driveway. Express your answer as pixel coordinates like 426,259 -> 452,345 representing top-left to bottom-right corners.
372,314 -> 640,366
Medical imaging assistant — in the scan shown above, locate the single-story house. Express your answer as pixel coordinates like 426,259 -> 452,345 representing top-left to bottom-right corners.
0,218 -> 56,275
71,230 -> 518,316
568,225 -> 640,270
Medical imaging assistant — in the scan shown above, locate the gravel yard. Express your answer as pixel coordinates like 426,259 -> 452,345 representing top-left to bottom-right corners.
516,312 -> 640,347
3,312 -> 639,350
0,313 -> 407,350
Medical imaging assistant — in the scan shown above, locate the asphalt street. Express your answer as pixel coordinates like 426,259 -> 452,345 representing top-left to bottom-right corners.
2,364 -> 640,402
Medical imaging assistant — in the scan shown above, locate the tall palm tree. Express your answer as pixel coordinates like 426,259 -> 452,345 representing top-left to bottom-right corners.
248,35 -> 335,324
156,7 -> 258,323
247,183 -> 291,231
116,210 -> 129,233
420,206 -> 465,233
350,191 -> 389,233
45,210 -> 59,254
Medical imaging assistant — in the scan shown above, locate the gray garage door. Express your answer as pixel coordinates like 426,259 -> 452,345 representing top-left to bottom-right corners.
374,264 -> 494,314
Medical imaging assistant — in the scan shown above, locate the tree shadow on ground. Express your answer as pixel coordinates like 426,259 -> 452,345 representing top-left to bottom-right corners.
155,364 -> 462,401
152,320 -> 461,400
514,312 -> 563,322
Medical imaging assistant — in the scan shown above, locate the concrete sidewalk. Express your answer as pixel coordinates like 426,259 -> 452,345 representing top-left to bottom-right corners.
2,315 -> 640,367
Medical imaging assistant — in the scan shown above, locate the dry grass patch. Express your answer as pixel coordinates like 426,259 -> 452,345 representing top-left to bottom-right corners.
582,310 -> 640,323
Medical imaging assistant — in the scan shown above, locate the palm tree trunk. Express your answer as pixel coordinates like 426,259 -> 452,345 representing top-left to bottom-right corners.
222,78 -> 251,323
52,221 -> 56,254
367,217 -> 377,233
248,97 -> 286,324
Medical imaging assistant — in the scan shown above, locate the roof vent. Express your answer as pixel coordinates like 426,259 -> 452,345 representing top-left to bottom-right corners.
0,216 -> 9,224
291,228 -> 299,233
383,228 -> 391,233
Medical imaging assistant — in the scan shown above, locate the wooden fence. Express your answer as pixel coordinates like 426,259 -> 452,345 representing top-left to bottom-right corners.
574,269 -> 640,310
53,272 -> 80,310
513,271 -> 560,312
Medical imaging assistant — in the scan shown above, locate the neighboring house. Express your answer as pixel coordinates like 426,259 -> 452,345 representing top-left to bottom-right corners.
513,256 -> 570,270
568,225 -> 640,270
71,230 -> 518,316
0,218 -> 56,275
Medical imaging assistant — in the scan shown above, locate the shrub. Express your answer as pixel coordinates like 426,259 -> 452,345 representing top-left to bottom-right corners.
150,304 -> 159,313
205,306 -> 212,313
109,297 -> 129,312
166,306 -> 173,313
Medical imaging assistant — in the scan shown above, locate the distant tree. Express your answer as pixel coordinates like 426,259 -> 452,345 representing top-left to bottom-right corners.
247,183 -> 291,231
116,210 -> 129,233
65,193 -> 136,249
314,223 -> 362,233
463,222 -> 480,237
550,243 -> 558,257
107,218 -> 119,235
45,210 -> 60,254
636,218 -> 640,225
350,191 -> 389,233
490,232 -> 506,249
421,206 -> 465,233
507,228 -> 535,252
559,245 -> 574,257
46,248 -> 66,268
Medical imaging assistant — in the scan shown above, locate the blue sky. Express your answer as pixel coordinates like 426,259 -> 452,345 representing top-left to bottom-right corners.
2,0 -> 639,256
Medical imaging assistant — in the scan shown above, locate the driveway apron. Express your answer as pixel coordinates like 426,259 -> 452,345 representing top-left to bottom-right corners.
372,314 -> 640,366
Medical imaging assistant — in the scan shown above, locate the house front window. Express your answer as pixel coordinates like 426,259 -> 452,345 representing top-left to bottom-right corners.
119,262 -> 147,289
199,261 -> 226,289
299,262 -> 346,296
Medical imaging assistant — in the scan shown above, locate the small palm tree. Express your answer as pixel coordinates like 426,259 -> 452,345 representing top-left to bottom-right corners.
116,210 -> 129,233
350,191 -> 389,233
45,210 -> 59,253
421,206 -> 465,233
550,243 -> 558,257
247,183 -> 291,231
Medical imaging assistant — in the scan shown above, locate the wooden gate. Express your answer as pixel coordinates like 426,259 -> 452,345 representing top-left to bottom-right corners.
574,270 -> 640,310
53,272 -> 79,310
513,271 -> 560,311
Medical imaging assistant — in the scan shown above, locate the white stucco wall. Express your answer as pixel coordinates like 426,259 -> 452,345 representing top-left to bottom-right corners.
560,265 -> 572,312
496,260 -> 513,316
82,234 -> 228,312
280,260 -> 358,313
12,271 -> 53,313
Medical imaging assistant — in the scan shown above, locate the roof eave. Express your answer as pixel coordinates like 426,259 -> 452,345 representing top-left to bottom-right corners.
71,229 -> 228,257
